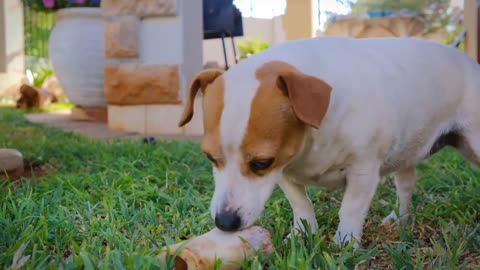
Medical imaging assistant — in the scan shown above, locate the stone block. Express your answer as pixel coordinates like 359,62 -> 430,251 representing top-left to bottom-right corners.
107,105 -> 146,133
104,16 -> 139,58
0,149 -> 24,177
136,0 -> 177,17
145,105 -> 183,135
104,63 -> 181,105
101,0 -> 176,17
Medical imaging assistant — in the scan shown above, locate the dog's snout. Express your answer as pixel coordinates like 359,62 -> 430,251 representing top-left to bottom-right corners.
215,211 -> 241,231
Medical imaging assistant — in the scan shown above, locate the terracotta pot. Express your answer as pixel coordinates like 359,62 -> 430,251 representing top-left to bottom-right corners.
48,7 -> 106,107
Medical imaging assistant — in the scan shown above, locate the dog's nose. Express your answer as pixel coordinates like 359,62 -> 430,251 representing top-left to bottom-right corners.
215,211 -> 241,231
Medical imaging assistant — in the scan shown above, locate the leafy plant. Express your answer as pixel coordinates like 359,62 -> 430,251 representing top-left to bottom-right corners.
25,60 -> 55,88
348,0 -> 464,45
27,67 -> 54,88
237,38 -> 270,60
26,0 -> 101,12
350,0 -> 443,14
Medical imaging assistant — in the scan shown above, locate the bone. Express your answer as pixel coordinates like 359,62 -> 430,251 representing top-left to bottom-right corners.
158,226 -> 273,270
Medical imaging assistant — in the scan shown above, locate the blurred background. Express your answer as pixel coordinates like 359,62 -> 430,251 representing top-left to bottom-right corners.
0,0 -> 473,136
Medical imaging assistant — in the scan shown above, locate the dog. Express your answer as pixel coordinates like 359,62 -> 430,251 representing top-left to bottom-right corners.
178,37 -> 480,247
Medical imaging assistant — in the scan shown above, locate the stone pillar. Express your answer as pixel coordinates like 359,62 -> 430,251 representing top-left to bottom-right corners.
0,0 -> 25,95
102,0 -> 204,135
464,0 -> 480,62
282,0 -> 316,40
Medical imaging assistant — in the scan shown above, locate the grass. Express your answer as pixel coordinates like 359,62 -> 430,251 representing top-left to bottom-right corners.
0,106 -> 479,269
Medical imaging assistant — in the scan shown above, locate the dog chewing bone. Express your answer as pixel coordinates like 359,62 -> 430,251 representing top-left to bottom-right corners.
158,226 -> 273,270
179,37 -> 480,247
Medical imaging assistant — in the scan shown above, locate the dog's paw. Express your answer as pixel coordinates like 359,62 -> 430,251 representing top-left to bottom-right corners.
381,210 -> 398,225
381,211 -> 409,226
334,230 -> 360,249
282,218 -> 318,244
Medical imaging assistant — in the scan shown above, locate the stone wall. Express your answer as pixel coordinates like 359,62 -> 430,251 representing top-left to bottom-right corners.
0,0 -> 25,96
101,0 -> 204,135
101,0 -> 181,106
464,0 -> 480,62
321,16 -> 426,38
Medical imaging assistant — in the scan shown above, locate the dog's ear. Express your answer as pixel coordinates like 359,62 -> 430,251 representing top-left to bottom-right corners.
276,71 -> 332,129
178,69 -> 223,127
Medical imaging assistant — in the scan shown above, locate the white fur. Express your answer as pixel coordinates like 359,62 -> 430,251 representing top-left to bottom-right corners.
208,37 -> 480,246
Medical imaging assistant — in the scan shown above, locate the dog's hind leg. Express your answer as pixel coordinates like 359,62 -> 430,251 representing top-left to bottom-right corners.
381,167 -> 417,225
455,128 -> 480,167
279,177 -> 318,235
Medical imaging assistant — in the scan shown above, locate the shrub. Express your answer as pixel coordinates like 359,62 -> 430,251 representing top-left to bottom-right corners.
237,38 -> 270,60
27,0 -> 100,11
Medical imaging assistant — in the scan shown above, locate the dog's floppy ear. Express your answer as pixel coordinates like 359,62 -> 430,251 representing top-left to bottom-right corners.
276,71 -> 332,129
178,69 -> 223,127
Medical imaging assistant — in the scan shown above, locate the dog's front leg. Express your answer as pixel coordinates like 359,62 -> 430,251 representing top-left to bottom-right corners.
279,177 -> 318,235
334,162 -> 381,247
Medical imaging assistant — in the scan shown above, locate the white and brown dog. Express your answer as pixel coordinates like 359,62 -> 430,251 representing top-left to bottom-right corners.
178,37 -> 480,246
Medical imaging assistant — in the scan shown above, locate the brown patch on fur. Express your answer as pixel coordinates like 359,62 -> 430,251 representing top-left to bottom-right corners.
240,62 -> 308,177
178,69 -> 226,168
178,69 -> 223,127
241,61 -> 332,178
201,76 -> 226,169
276,67 -> 332,129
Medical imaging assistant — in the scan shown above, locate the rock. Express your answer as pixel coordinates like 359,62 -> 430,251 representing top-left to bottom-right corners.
104,63 -> 181,105
135,0 -> 176,17
41,76 -> 64,98
0,149 -> 24,177
104,16 -> 139,58
101,0 -> 176,17
16,84 -> 58,109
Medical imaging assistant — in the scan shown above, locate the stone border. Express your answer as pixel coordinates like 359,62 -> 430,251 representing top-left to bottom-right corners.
104,63 -> 181,105
101,0 -> 180,105
101,0 -> 176,18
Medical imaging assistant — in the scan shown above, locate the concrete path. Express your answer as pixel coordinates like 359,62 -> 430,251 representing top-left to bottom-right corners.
25,110 -> 201,142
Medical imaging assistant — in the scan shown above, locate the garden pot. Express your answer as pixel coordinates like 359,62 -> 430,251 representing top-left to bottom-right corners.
48,7 -> 106,107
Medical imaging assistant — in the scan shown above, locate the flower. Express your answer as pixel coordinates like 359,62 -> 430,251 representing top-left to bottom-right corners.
32,0 -> 101,11
42,0 -> 55,8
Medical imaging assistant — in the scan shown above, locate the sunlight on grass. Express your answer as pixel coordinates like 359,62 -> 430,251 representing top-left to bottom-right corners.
0,101 -> 74,113
0,107 -> 479,269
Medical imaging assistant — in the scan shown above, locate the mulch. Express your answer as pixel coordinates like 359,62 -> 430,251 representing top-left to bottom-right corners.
0,162 -> 54,190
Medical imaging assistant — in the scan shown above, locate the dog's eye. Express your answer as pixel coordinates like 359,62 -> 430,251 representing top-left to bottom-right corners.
249,158 -> 274,172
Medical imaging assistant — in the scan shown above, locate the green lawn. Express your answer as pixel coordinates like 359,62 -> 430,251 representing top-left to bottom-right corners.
0,107 -> 479,269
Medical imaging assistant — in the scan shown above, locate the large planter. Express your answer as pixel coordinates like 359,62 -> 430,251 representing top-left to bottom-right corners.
48,7 -> 106,108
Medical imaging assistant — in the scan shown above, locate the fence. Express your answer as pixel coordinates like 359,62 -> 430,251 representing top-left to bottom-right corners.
23,0 -> 55,59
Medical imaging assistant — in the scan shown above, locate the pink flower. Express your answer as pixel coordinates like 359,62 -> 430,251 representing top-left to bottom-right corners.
42,0 -> 55,8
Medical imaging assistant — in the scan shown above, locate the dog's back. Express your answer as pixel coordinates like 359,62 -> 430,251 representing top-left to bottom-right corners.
227,37 -> 480,172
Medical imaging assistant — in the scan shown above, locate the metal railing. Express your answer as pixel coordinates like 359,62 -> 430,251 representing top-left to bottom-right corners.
450,29 -> 466,49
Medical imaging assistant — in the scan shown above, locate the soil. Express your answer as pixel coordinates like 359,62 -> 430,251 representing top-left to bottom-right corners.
0,162 -> 54,189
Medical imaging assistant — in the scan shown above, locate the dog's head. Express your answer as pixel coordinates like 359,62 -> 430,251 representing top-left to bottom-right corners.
179,61 -> 332,231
